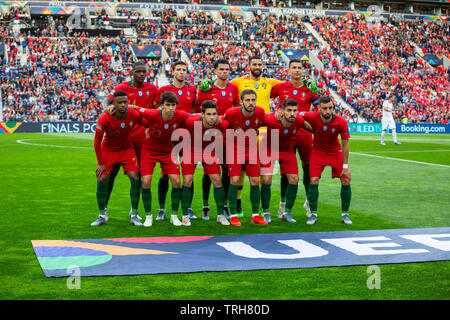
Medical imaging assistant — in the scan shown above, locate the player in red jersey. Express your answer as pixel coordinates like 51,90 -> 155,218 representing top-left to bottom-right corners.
301,95 -> 352,225
101,61 -> 158,221
179,100 -> 230,226
196,59 -> 240,220
271,59 -> 320,219
91,90 -> 147,227
135,91 -> 190,227
154,60 -> 198,221
224,89 -> 267,226
259,99 -> 312,224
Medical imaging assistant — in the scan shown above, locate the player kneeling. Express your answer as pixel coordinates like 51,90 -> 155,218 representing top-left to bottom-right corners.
179,100 -> 230,226
91,91 -> 146,226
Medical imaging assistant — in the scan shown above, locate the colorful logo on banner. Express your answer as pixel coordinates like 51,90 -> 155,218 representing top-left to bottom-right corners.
423,16 -> 448,22
32,228 -> 450,277
219,6 -> 250,13
131,45 -> 162,58
419,53 -> 444,66
283,49 -> 309,61
0,122 -> 22,133
0,1 -> 28,7
39,6 -> 78,15
88,2 -> 119,9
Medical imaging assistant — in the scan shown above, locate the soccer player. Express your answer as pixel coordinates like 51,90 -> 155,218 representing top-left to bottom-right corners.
381,94 -> 401,145
259,99 -> 312,223
271,59 -> 319,219
224,89 -> 267,226
91,90 -> 146,227
101,61 -> 158,221
136,91 -> 190,227
180,100 -> 230,226
301,95 -> 352,225
230,56 -> 284,217
196,59 -> 240,220
154,61 -> 198,221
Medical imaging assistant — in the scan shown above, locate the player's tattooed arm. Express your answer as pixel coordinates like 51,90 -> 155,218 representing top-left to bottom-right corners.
302,120 -> 313,133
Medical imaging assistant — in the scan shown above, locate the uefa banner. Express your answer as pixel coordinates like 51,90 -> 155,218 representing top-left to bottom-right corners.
396,123 -> 450,134
0,122 -> 97,134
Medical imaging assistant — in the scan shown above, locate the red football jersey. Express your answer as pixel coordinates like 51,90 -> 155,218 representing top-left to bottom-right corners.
262,113 -> 305,152
182,114 -> 230,154
194,82 -> 240,116
94,108 -> 144,162
302,111 -> 350,153
271,81 -> 319,112
107,81 -> 157,140
155,84 -> 197,113
224,106 -> 266,154
139,109 -> 190,154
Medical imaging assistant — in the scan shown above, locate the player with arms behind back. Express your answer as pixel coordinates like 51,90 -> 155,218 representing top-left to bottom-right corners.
380,94 -> 401,146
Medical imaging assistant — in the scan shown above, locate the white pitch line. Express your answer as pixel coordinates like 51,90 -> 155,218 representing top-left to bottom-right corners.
16,138 -> 93,150
357,150 -> 450,154
351,152 -> 450,168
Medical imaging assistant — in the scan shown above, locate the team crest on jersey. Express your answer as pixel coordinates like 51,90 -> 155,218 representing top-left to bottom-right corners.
293,129 -> 296,134
173,124 -> 177,129
140,108 -> 146,113
129,121 -> 133,127
187,90 -> 191,96
323,126 -> 328,131
146,91 -> 150,96
245,120 -> 250,126
254,83 -> 259,89
138,91 -> 143,97
164,124 -> 169,130
302,92 -> 306,98
120,123 -> 125,129
284,129 -> 289,134
331,128 -> 336,133
221,91 -> 226,97
178,90 -> 183,96
255,120 -> 259,125
262,83 -> 267,89
293,90 -> 298,96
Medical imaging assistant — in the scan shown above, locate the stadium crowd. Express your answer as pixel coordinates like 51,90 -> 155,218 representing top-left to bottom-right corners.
0,9 -> 448,124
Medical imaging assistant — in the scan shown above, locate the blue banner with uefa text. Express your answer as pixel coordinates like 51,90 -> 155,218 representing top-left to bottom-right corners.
396,124 -> 450,134
32,227 -> 450,277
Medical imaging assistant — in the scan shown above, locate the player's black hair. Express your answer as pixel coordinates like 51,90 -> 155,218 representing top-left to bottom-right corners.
213,59 -> 230,69
319,95 -> 333,105
113,90 -> 128,99
172,60 -> 187,69
160,91 -> 179,105
288,58 -> 303,67
132,61 -> 147,70
201,100 -> 217,113
282,98 -> 298,109
240,89 -> 257,101
248,55 -> 262,64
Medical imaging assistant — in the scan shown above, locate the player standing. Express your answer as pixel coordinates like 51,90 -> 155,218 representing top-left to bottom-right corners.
101,61 -> 158,221
196,59 -> 240,220
270,58 -> 319,218
230,56 -> 284,217
91,91 -> 146,226
224,89 -> 267,226
180,100 -> 230,226
381,94 -> 401,145
154,61 -> 198,221
259,99 -> 312,223
301,95 -> 353,225
136,91 -> 190,227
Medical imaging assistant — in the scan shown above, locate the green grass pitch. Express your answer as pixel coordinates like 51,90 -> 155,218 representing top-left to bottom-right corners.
0,132 -> 449,299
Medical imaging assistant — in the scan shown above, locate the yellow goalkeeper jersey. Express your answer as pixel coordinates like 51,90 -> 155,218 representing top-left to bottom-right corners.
231,76 -> 283,113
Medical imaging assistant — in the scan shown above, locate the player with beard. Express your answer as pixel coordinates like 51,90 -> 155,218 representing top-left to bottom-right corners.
230,56 -> 283,217
301,95 -> 352,225
271,59 -> 319,219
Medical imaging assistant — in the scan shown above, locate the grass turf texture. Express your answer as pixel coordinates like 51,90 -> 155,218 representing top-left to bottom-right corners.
0,133 -> 449,300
